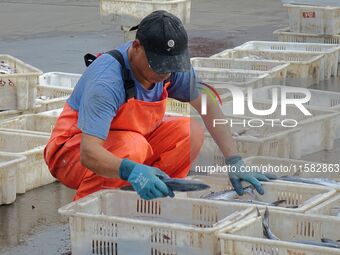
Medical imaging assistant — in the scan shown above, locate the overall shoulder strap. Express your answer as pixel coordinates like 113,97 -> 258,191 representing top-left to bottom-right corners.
106,50 -> 135,102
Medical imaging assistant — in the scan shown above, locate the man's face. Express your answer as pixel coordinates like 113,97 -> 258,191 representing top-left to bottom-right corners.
132,40 -> 171,84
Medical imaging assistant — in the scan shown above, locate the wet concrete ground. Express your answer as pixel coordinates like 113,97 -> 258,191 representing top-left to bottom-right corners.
0,0 -> 339,254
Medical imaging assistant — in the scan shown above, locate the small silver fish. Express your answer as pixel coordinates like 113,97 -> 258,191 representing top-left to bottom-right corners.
321,238 -> 340,247
229,199 -> 286,207
261,207 -> 280,240
294,240 -> 340,249
260,208 -> 340,249
201,186 -> 253,200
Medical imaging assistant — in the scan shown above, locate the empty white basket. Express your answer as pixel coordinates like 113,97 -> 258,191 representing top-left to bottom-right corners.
218,209 -> 340,255
0,130 -> 54,194
284,4 -> 340,35
222,100 -> 339,156
251,85 -> 340,139
212,49 -> 324,87
234,41 -> 340,79
0,54 -> 42,111
244,156 -> 340,191
59,189 -> 256,255
0,114 -> 58,136
39,72 -> 81,88
185,175 -> 335,213
100,0 -> 191,26
0,153 -> 26,205
191,57 -> 290,85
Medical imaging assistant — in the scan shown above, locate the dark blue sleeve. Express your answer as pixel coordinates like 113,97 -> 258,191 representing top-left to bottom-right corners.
78,81 -> 125,140
167,67 -> 200,102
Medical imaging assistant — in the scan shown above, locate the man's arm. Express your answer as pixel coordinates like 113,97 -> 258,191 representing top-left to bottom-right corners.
80,133 -> 122,178
190,93 -> 238,158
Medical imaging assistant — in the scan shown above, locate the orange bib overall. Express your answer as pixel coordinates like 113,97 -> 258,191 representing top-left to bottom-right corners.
44,82 -> 204,200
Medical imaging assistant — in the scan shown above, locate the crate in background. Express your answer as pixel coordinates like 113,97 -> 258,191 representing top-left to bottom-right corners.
192,57 -> 290,85
0,55 -> 42,111
212,49 -> 324,87
234,41 -> 340,79
222,100 -> 339,156
100,0 -> 191,26
284,4 -> 340,35
0,153 -> 26,205
251,85 -> 340,139
0,114 -> 58,136
0,130 -> 54,194
32,85 -> 73,113
39,72 -> 81,88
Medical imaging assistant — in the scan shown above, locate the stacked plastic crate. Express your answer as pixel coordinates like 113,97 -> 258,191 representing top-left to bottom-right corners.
99,0 -> 192,42
0,56 -> 71,205
274,0 -> 340,75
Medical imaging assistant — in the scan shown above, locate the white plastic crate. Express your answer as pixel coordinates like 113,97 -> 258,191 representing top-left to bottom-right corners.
282,0 -> 340,7
212,49 -> 324,87
59,189 -> 256,255
100,0 -> 191,26
0,153 -> 26,205
32,85 -> 73,113
185,175 -> 335,213
251,85 -> 340,139
0,110 -> 22,122
234,41 -> 340,79
244,156 -> 340,190
194,67 -> 278,87
0,114 -> 57,136
218,210 -> 340,255
193,125 -> 301,169
0,55 -> 42,111
194,69 -> 269,102
274,27 -> 340,44
222,100 -> 339,156
191,57 -> 290,85
39,72 -> 81,88
274,27 -> 340,76
284,4 -> 340,35
0,131 -> 54,194
307,194 -> 340,218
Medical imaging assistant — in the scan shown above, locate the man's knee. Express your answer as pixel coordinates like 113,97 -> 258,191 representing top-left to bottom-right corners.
171,117 -> 204,153
104,131 -> 152,163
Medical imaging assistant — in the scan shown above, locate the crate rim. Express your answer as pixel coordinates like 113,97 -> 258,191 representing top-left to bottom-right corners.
0,54 -> 43,76
58,189 -> 257,234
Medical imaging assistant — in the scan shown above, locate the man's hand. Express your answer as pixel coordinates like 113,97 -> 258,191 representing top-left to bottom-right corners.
119,158 -> 175,200
226,155 -> 277,195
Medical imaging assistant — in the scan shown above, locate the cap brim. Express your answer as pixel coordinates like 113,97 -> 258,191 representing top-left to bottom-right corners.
145,48 -> 191,73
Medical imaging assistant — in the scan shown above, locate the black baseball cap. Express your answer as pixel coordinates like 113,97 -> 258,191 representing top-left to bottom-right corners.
133,10 -> 190,73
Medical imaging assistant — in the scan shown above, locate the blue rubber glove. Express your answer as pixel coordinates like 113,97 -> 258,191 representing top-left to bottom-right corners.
225,155 -> 277,196
119,158 -> 175,200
